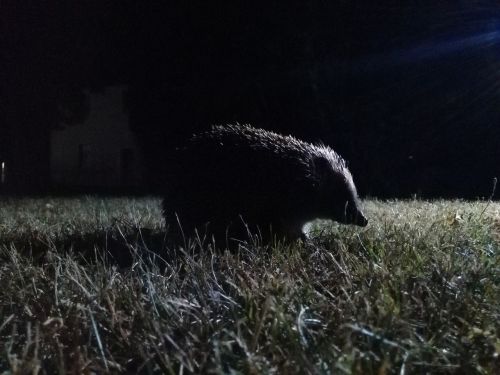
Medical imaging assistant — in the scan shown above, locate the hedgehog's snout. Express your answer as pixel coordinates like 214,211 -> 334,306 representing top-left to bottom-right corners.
344,201 -> 368,227
355,211 -> 368,227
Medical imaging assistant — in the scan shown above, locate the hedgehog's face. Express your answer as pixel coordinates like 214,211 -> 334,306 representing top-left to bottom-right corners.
312,157 -> 368,227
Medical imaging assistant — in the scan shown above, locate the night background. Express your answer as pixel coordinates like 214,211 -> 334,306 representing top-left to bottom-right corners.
2,1 -> 500,198
1,3 -> 500,372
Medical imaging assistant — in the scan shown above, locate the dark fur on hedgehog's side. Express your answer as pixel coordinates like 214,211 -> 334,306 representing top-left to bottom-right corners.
163,124 -> 367,247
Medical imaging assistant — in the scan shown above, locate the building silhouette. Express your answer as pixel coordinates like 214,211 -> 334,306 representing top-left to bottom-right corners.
50,85 -> 142,192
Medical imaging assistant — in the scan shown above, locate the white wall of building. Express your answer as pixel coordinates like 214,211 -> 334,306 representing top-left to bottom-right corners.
51,86 -> 142,189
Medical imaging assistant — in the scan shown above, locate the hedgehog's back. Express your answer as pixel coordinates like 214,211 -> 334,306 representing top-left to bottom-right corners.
171,126 -> 313,192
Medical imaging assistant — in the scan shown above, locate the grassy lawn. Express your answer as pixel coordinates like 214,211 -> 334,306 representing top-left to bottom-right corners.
0,197 -> 498,374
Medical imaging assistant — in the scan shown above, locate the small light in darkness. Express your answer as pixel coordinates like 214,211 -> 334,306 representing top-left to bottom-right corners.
1,162 -> 5,184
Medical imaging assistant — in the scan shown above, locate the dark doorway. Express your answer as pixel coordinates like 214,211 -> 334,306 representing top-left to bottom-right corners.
78,144 -> 90,171
120,148 -> 135,185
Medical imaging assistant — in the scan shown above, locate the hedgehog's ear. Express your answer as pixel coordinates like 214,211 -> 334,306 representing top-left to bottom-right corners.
311,156 -> 331,186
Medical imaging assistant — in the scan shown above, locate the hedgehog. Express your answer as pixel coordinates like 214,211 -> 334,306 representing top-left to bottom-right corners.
163,124 -> 367,247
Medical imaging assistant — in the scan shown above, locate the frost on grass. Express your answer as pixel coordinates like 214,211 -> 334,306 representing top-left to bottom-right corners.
0,197 -> 498,374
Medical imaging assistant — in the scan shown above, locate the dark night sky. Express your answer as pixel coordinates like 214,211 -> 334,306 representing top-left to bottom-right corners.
1,1 -> 500,197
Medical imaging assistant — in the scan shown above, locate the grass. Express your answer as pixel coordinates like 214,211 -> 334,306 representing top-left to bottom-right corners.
0,197 -> 498,374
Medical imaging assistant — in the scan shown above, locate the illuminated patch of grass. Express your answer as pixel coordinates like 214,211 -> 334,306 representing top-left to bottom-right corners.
0,197 -> 498,373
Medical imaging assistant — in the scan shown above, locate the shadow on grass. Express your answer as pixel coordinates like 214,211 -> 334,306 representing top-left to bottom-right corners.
0,224 -> 297,270
0,228 -> 176,268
